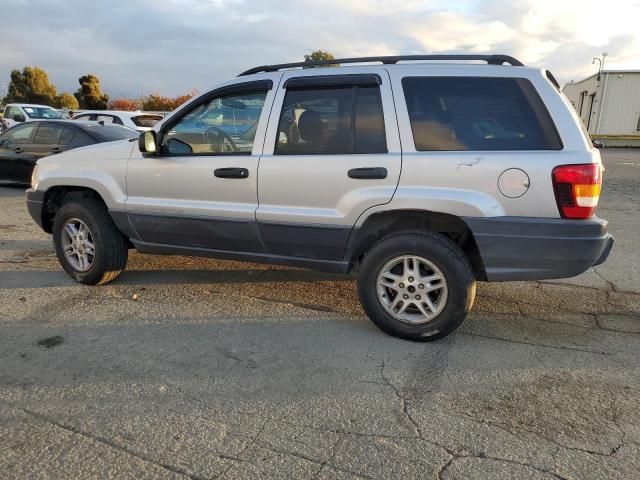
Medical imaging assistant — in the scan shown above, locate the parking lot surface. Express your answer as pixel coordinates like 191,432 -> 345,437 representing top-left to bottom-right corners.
1,149 -> 639,479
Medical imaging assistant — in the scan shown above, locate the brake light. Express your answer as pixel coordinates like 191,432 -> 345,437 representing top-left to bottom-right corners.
552,163 -> 602,219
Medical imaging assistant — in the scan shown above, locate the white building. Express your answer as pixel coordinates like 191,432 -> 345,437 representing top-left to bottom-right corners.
563,70 -> 640,146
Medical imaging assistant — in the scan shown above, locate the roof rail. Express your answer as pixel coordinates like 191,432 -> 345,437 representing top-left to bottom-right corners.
238,54 -> 524,76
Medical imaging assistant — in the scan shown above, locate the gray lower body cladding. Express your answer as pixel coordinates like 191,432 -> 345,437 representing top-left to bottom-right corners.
463,216 -> 613,281
25,190 -> 613,282
117,212 -> 612,282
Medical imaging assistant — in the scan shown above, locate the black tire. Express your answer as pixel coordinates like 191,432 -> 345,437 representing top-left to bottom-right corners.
52,195 -> 128,285
357,231 -> 476,341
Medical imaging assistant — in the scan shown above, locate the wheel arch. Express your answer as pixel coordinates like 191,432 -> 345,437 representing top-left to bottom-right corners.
345,209 -> 487,280
41,186 -> 109,234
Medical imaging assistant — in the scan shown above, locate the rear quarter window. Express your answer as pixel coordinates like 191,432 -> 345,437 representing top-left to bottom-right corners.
402,76 -> 562,151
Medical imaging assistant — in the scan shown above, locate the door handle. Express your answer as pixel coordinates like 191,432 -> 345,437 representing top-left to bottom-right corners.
214,167 -> 249,179
13,147 -> 24,154
348,167 -> 387,179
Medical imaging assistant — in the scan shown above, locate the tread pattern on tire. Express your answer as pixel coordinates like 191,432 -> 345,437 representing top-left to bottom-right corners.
54,195 -> 128,285
357,229 -> 476,341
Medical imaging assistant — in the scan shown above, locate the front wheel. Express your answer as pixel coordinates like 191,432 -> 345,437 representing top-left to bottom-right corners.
357,231 -> 476,341
53,196 -> 128,285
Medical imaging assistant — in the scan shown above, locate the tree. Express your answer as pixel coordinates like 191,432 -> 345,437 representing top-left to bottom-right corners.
75,74 -> 109,109
142,94 -> 174,112
304,50 -> 339,67
55,92 -> 79,110
3,66 -> 58,105
171,90 -> 197,109
109,98 -> 139,111
142,91 -> 196,111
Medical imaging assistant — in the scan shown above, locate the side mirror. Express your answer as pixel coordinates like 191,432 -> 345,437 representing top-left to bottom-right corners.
139,131 -> 157,154
592,139 -> 604,149
14,114 -> 26,122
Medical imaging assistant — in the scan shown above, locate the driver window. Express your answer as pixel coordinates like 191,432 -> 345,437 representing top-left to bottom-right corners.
162,90 -> 267,155
1,123 -> 37,144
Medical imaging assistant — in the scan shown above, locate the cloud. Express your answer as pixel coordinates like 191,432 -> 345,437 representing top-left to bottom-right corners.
1,0 -> 639,98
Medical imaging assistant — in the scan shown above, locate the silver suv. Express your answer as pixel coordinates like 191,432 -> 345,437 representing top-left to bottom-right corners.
26,54 -> 613,341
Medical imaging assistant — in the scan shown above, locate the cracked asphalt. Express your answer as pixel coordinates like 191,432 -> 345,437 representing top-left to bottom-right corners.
1,149 -> 639,479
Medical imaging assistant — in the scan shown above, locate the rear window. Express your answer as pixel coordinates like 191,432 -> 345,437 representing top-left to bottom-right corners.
402,77 -> 562,151
84,125 -> 137,141
131,115 -> 163,127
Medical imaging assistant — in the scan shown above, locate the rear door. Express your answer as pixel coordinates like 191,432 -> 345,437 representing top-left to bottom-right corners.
256,69 -> 401,261
32,122 -> 65,158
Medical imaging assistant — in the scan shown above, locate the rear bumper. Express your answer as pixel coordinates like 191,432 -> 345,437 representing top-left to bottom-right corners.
26,189 -> 45,230
464,216 -> 614,281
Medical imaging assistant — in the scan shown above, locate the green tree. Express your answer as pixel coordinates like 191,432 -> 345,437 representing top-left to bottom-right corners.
74,74 -> 109,109
3,66 -> 58,105
55,92 -> 79,110
304,50 -> 339,67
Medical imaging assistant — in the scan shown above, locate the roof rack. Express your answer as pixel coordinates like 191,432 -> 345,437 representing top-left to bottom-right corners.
238,54 -> 524,76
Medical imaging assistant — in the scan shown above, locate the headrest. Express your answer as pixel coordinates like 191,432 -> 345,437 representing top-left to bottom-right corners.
298,109 -> 323,144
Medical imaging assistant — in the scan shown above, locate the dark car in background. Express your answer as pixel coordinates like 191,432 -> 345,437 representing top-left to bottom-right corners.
0,120 -> 137,184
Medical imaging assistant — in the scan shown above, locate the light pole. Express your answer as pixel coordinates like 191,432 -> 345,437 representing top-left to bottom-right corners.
592,52 -> 608,81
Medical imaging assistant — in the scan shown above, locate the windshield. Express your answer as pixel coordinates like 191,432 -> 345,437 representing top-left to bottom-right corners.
84,124 -> 138,141
23,106 -> 63,119
131,114 -> 163,127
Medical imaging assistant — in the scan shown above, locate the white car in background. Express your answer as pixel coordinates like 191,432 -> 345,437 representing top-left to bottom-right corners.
71,111 -> 164,132
2,103 -> 63,130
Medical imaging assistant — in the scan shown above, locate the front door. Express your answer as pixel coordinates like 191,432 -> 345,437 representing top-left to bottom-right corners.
0,122 -> 39,182
256,69 -> 402,261
125,78 -> 279,253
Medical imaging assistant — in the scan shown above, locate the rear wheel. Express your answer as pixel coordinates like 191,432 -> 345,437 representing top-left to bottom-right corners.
53,196 -> 128,285
357,231 -> 475,341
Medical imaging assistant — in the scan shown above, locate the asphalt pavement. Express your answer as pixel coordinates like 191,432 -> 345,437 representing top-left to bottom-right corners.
0,149 -> 639,479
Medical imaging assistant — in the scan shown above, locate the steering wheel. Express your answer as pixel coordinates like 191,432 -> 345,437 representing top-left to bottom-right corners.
204,126 -> 238,153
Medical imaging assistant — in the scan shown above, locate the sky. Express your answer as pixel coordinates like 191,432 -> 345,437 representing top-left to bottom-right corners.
2,0 -> 640,99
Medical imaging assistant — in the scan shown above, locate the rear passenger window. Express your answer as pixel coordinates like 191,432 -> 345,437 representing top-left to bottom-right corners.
34,124 -> 62,144
275,85 -> 386,155
402,77 -> 562,151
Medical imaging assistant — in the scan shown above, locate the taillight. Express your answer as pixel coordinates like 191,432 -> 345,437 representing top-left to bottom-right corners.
552,163 -> 602,219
